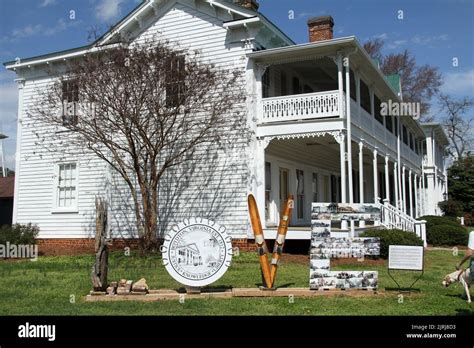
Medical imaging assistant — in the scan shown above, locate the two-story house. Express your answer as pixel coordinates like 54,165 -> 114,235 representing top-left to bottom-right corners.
4,0 -> 448,252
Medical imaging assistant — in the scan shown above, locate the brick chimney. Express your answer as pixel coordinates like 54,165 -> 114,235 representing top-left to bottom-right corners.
233,0 -> 259,11
307,16 -> 334,42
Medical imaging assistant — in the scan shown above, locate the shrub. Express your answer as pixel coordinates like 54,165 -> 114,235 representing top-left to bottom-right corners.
438,200 -> 463,217
360,229 -> 423,259
418,215 -> 459,230
0,224 -> 39,245
426,224 -> 469,246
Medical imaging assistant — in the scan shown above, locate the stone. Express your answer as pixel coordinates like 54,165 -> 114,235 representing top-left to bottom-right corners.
132,278 -> 149,292
116,279 -> 133,295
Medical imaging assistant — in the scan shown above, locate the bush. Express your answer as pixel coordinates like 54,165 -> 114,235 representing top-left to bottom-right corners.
438,200 -> 463,217
0,224 -> 39,245
360,229 -> 423,259
418,215 -> 459,230
426,224 -> 469,246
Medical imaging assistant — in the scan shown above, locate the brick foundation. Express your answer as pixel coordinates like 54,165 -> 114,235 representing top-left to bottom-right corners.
231,238 -> 256,252
37,238 -> 256,255
37,238 -> 140,256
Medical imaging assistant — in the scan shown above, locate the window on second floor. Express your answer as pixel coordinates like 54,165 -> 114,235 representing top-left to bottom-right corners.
386,115 -> 394,133
61,80 -> 79,127
360,79 -> 371,114
409,133 -> 415,150
394,116 -> 399,137
402,125 -> 408,145
374,95 -> 384,124
166,55 -> 186,107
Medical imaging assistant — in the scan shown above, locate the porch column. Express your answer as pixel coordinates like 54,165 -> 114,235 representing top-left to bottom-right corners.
420,172 -> 425,216
358,142 -> 364,203
414,173 -> 419,218
426,173 -> 436,215
335,131 -> 348,230
337,54 -> 344,118
384,155 -> 390,203
401,166 -> 407,214
408,169 -> 413,218
338,133 -> 347,204
373,148 -> 378,204
394,162 -> 399,210
345,59 -> 353,203
255,138 -> 268,230
359,141 -> 365,228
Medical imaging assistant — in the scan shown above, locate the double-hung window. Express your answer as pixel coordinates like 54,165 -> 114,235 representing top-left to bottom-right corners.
62,80 -> 79,127
55,163 -> 78,210
166,55 -> 186,107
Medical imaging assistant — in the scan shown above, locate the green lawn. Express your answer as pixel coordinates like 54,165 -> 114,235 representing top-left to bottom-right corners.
0,249 -> 472,315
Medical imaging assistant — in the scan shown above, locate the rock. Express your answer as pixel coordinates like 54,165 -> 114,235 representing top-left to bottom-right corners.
116,279 -> 133,295
106,282 -> 117,295
132,278 -> 149,293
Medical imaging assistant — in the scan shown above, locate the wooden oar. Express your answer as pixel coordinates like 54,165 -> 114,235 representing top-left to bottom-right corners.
247,194 -> 272,289
270,195 -> 294,288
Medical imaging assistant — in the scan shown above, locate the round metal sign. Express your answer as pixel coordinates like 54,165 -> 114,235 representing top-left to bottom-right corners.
161,218 -> 233,287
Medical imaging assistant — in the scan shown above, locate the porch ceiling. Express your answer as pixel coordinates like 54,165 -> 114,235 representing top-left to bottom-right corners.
266,134 -> 341,172
281,58 -> 336,86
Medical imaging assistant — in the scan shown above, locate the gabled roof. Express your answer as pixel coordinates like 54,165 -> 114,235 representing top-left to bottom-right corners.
4,0 -> 293,69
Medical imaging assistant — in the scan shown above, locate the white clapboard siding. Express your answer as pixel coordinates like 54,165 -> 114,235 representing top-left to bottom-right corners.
15,1 -> 257,239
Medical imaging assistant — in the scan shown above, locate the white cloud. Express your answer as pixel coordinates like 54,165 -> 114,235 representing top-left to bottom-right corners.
386,39 -> 408,49
11,24 -> 44,39
40,0 -> 57,7
95,0 -> 125,22
411,34 -> 449,46
3,19 -> 81,42
442,69 -> 474,96
373,33 -> 388,40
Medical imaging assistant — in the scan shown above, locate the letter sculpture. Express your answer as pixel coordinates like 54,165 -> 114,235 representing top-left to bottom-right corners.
247,194 -> 294,289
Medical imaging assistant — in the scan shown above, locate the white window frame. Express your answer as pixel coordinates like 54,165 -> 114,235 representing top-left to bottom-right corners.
51,161 -> 79,213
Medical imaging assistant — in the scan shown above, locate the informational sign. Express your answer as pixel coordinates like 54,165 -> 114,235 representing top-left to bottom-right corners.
309,202 -> 380,290
388,245 -> 424,271
161,218 -> 233,287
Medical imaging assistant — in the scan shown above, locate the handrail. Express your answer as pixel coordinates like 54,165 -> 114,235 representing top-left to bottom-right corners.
379,199 -> 427,246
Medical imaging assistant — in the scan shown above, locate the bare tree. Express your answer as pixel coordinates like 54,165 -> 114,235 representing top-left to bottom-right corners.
30,39 -> 245,251
363,39 -> 442,119
438,94 -> 474,159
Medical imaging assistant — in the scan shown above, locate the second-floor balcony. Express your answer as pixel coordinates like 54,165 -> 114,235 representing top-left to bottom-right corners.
261,90 -> 343,123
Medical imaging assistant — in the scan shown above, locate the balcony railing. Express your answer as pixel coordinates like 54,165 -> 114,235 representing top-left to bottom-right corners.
261,90 -> 342,123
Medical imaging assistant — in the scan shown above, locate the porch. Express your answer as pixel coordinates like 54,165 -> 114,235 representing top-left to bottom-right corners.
253,132 -> 425,241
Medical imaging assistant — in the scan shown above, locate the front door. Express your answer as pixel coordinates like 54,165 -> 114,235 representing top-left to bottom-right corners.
279,168 -> 289,213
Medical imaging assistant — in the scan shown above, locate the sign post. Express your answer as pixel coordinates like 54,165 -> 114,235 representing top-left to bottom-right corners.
388,245 -> 424,293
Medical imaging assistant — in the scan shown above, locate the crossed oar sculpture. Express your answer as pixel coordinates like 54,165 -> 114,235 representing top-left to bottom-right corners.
247,194 -> 294,289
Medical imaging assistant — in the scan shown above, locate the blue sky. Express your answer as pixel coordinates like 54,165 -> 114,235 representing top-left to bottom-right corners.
0,0 -> 473,169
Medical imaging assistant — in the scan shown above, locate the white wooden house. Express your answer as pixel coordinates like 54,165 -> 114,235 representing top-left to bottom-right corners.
4,0 -> 448,249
